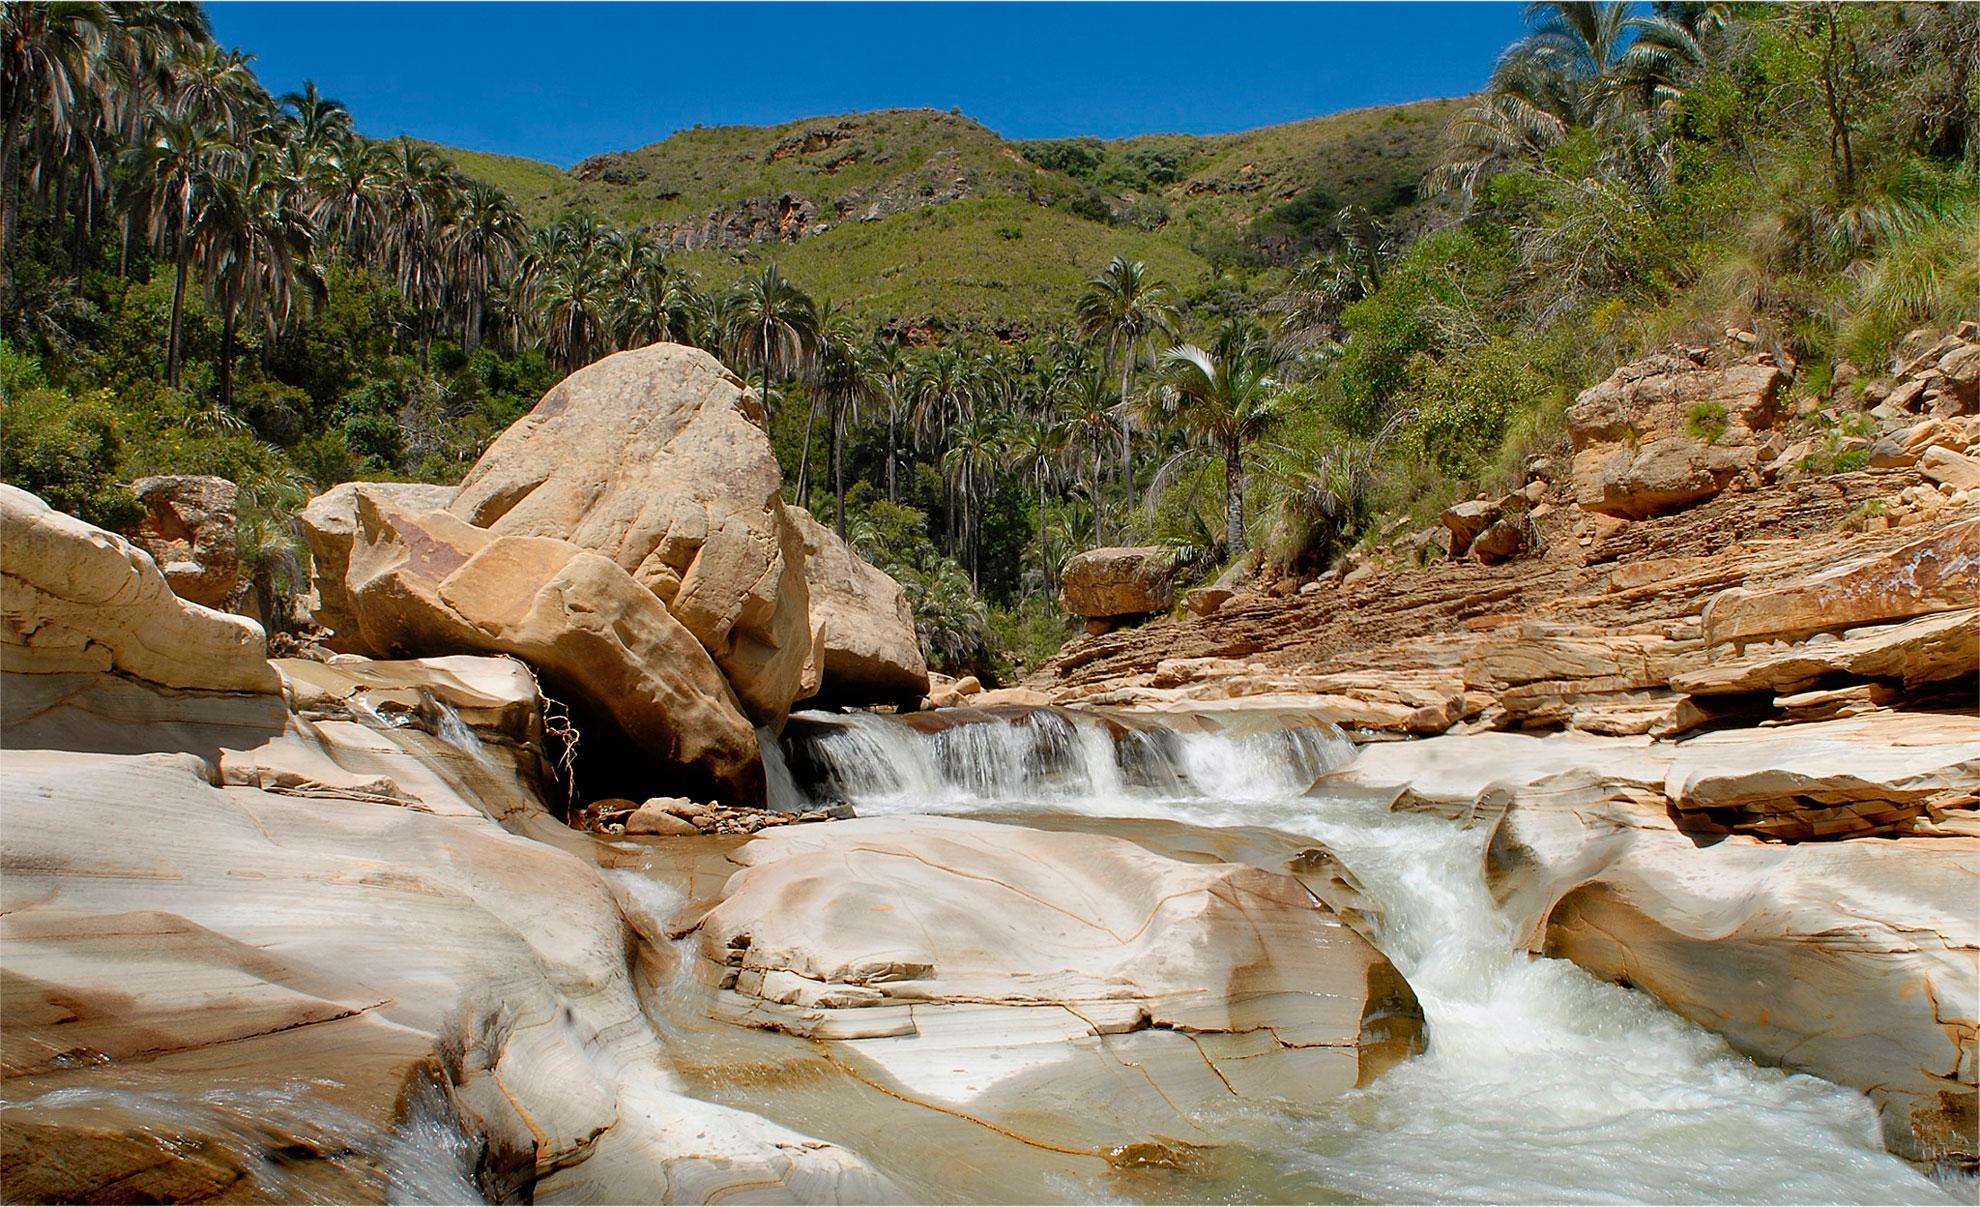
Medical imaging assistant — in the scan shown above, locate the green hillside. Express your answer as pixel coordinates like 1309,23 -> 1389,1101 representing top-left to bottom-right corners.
430,99 -> 1461,327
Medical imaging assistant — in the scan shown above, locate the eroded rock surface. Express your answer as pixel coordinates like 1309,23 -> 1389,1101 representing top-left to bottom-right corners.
1,483 -> 276,694
685,816 -> 1420,1152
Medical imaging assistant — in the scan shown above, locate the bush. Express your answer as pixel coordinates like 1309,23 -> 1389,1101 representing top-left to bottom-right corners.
0,383 -> 142,530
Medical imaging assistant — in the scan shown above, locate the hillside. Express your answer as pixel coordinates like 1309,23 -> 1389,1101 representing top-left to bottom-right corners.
431,99 -> 1462,328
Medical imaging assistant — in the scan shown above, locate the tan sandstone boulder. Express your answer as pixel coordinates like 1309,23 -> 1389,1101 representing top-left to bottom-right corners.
1060,545 -> 1177,618
342,488 -> 762,798
299,480 -> 457,650
126,474 -> 240,608
1567,349 -> 1785,518
788,506 -> 928,706
447,343 -> 810,727
0,484 -> 277,695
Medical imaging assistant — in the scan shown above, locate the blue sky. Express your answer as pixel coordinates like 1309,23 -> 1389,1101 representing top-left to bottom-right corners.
206,3 -> 1527,167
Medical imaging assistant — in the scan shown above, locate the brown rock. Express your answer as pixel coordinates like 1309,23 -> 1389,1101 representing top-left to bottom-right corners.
1470,518 -> 1529,565
300,481 -> 458,651
1919,445 -> 1980,489
1440,500 -> 1500,556
343,489 -> 762,798
1060,546 -> 1176,617
127,475 -> 239,609
1567,350 -> 1785,518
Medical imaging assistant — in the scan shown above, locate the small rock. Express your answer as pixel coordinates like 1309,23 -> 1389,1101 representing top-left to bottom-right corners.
1472,519 -> 1529,565
626,801 -> 701,837
1297,580 -> 1322,596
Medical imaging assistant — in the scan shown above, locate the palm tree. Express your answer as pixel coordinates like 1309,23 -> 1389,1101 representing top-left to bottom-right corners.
1153,322 -> 1289,555
1,1 -> 111,294
1075,255 -> 1179,525
279,80 -> 352,156
725,261 -> 817,420
1427,1 -> 1724,204
1064,365 -> 1116,548
909,345 -> 977,555
128,110 -> 231,388
615,256 -> 703,349
535,242 -> 614,371
1007,406 -> 1069,600
806,310 -> 878,535
441,181 -> 523,354
941,410 -> 1005,590
871,336 -> 909,502
199,142 -> 319,407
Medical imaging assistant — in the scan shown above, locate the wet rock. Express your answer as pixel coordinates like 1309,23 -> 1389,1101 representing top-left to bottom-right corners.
126,475 -> 239,609
688,815 -> 1420,1146
627,799 -> 702,836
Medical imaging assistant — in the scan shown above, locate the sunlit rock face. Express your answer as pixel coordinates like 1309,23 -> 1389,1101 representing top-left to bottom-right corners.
683,815 -> 1421,1153
787,505 -> 929,707
125,474 -> 240,609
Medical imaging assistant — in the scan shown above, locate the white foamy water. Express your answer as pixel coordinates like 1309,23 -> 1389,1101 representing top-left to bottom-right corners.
779,708 -> 1960,1205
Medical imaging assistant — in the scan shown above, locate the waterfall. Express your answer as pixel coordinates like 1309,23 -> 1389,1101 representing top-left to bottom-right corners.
780,705 -> 1357,816
757,726 -> 804,813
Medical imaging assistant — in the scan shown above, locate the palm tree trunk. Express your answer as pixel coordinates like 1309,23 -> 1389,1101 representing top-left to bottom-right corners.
1118,355 -> 1135,521
761,326 -> 773,420
886,394 -> 898,502
1224,436 -> 1246,555
796,395 -> 820,510
0,94 -> 24,275
219,303 -> 237,410
1037,467 -> 1049,602
832,400 -> 847,539
1091,442 -> 1104,547
465,284 -> 482,355
167,218 -> 192,390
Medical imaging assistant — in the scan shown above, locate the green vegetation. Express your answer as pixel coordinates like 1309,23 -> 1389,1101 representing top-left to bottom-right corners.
4,1 -> 1975,681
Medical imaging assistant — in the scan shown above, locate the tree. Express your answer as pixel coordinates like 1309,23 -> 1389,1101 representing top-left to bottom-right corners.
805,311 -> 877,535
1063,365 -> 1115,548
1075,255 -> 1178,526
1153,322 -> 1289,555
129,111 -> 230,388
940,410 -> 1005,590
724,261 -> 817,421
1007,405 -> 1069,600
199,143 -> 320,408
1,1 -> 110,297
442,182 -> 523,354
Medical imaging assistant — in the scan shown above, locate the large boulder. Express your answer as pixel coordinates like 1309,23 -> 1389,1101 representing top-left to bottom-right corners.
341,489 -> 762,799
687,815 -> 1420,1149
447,343 -> 810,727
0,484 -> 277,695
788,506 -> 928,706
1567,349 -> 1786,518
1060,545 -> 1177,618
299,480 -> 457,650
126,474 -> 239,608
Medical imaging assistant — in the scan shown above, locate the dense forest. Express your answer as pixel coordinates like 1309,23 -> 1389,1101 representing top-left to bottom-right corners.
3,1 -> 1975,680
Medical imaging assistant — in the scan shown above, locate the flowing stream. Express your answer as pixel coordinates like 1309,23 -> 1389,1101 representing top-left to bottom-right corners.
774,706 -> 1962,1205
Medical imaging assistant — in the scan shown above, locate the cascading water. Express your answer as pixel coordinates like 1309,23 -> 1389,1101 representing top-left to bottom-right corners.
773,706 -> 1960,1205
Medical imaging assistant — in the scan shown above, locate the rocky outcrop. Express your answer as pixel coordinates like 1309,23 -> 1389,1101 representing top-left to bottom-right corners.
1701,517 -> 1980,647
1060,546 -> 1177,620
1567,347 -> 1786,518
789,506 -> 928,706
125,474 -> 240,608
685,815 -> 1420,1150
1,484 -> 277,694
447,343 -> 811,727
